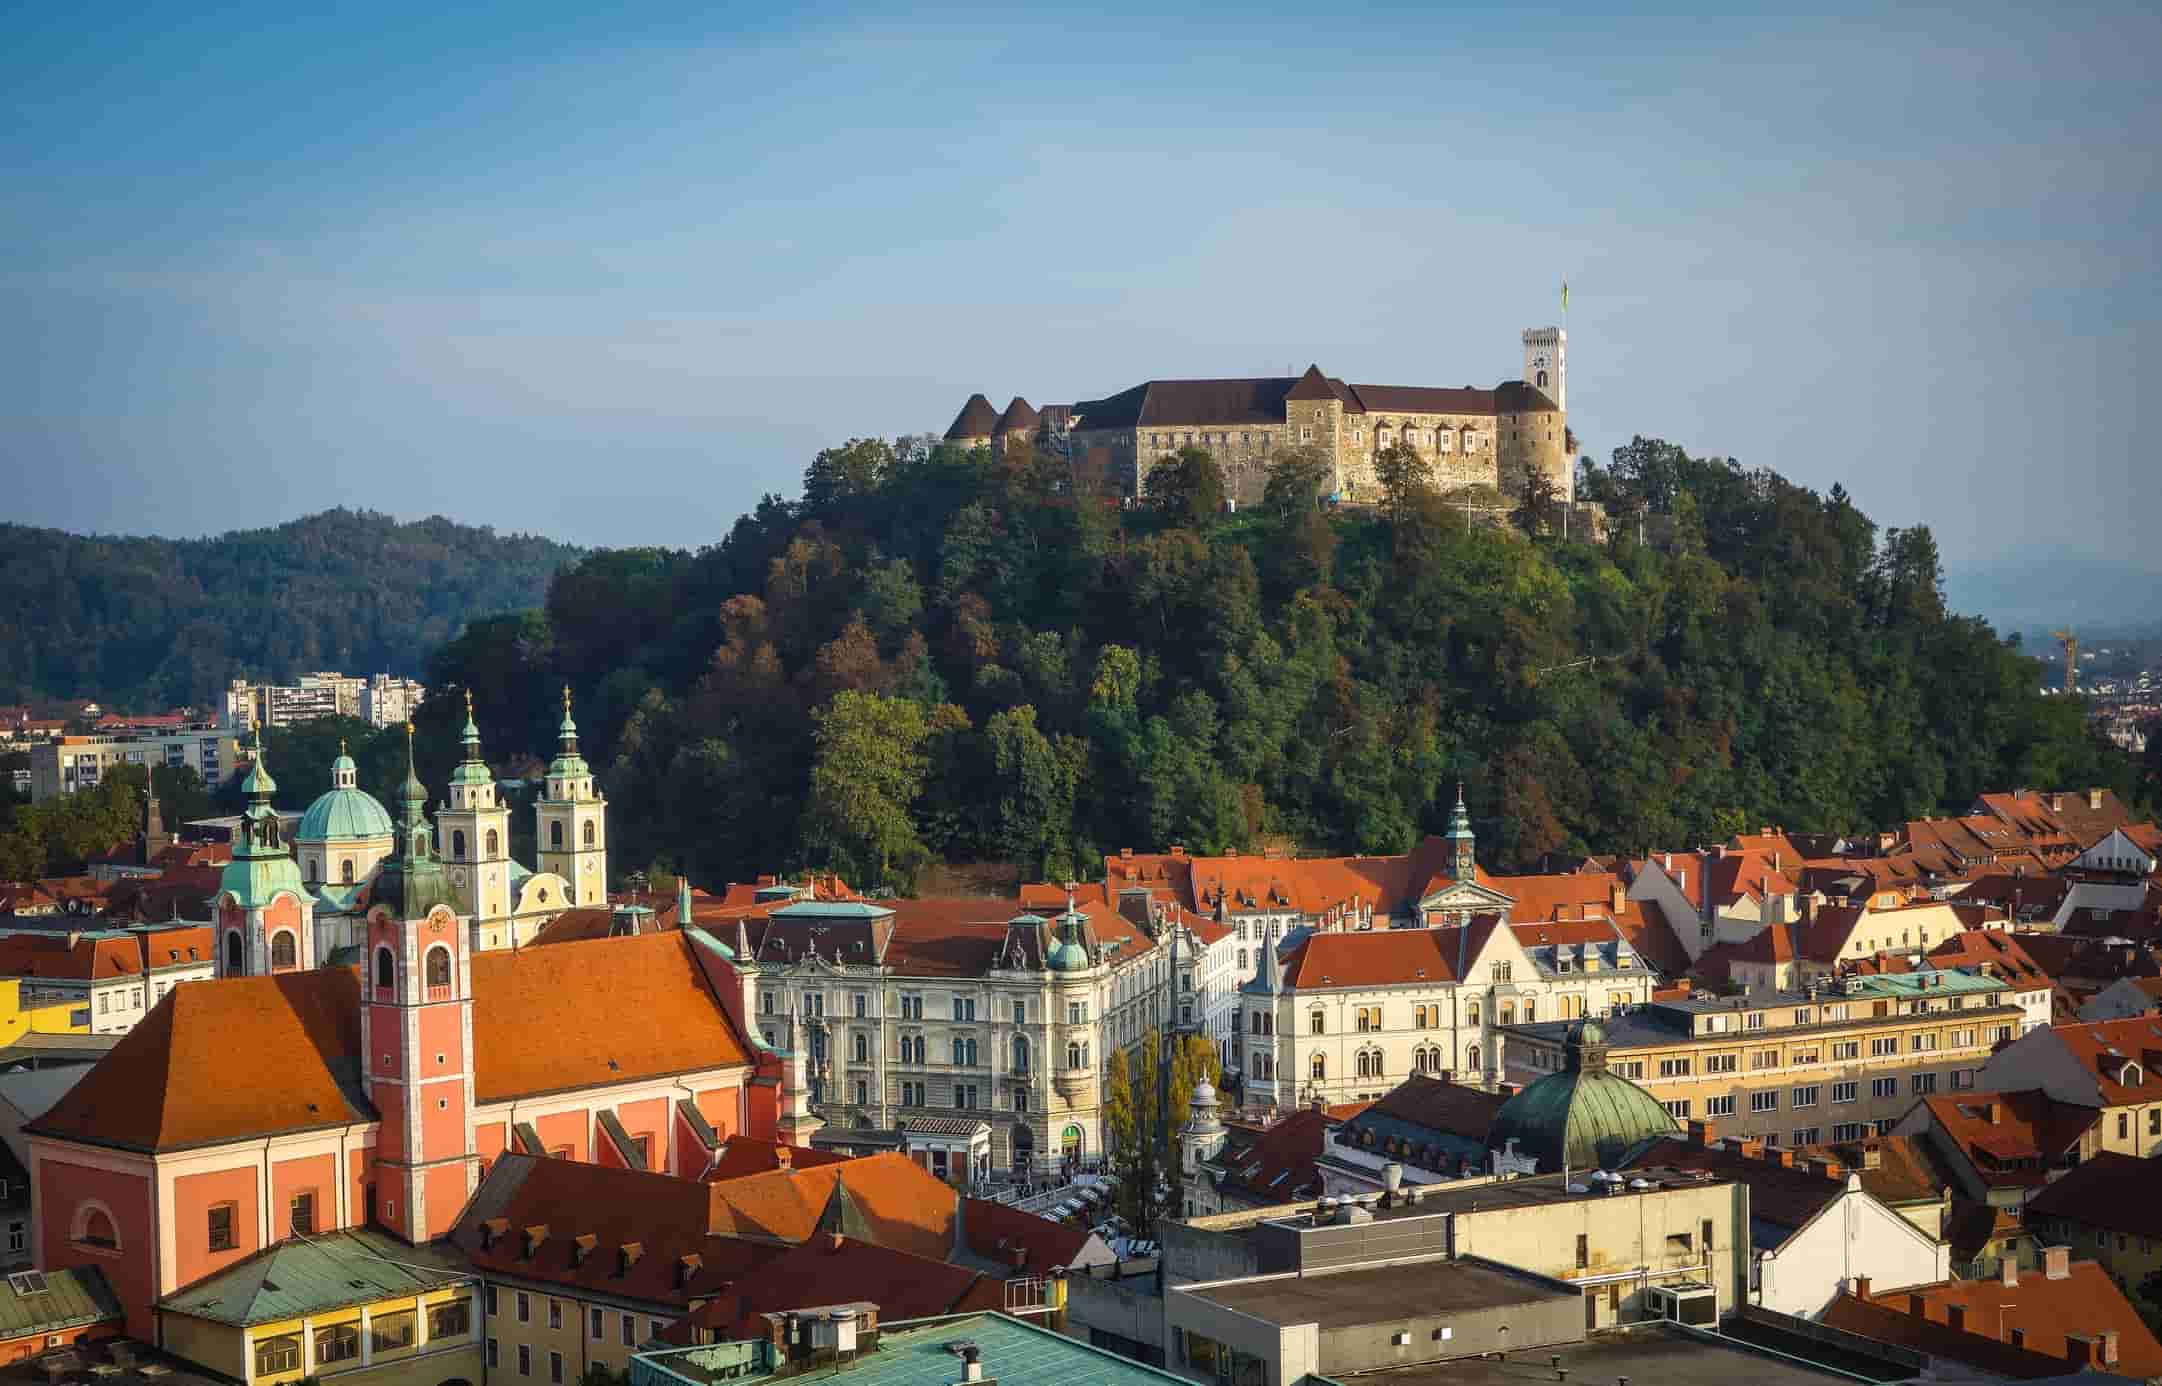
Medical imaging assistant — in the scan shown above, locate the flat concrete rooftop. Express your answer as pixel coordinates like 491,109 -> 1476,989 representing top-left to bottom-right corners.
1349,1321 -> 1864,1383
1258,1169 -> 1730,1231
1184,1257 -> 1571,1329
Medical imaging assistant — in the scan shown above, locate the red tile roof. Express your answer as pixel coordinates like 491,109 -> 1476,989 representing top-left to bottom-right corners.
1212,1107 -> 1337,1202
2041,1016 -> 2162,1106
703,1152 -> 957,1261
0,933 -> 144,981
1835,1260 -> 2162,1378
1281,918 -> 1499,989
697,1137 -> 851,1182
959,1197 -> 1091,1275
2026,1151 -> 2162,1240
1925,929 -> 2053,989
1623,1139 -> 1844,1236
1915,1090 -> 2098,1188
658,1235 -> 999,1343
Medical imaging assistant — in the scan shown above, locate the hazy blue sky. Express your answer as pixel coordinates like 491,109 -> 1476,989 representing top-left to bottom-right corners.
6,1 -> 2155,567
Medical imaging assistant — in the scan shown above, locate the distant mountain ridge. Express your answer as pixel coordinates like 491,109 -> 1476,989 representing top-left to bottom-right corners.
1942,555 -> 2162,644
0,510 -> 585,710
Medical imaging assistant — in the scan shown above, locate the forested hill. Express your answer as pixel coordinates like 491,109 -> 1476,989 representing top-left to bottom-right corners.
0,511 -> 584,710
422,434 -> 2140,894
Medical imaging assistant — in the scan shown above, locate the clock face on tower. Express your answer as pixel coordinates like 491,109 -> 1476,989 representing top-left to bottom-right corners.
1531,354 -> 1550,371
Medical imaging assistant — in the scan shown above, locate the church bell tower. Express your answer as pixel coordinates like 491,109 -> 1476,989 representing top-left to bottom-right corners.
435,691 -> 511,924
536,686 -> 607,906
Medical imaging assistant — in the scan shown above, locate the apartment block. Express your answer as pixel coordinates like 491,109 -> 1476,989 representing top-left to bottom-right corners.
1502,969 -> 2021,1146
29,728 -> 240,801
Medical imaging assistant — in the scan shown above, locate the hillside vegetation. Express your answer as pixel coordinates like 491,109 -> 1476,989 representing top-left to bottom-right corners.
0,511 -> 584,709
424,435 -> 2139,893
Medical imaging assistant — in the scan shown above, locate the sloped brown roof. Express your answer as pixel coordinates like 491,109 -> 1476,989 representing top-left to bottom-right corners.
1838,1261 -> 2162,1378
1916,1090 -> 2099,1187
2026,1150 -> 2162,1239
1355,1073 -> 1507,1143
959,1196 -> 1090,1275
29,969 -> 368,1152
1213,1107 -> 1335,1202
1623,1139 -> 1843,1238
704,1152 -> 956,1261
1493,380 -> 1561,413
656,1235 -> 998,1343
992,397 -> 1039,434
1281,920 -> 1493,990
697,1137 -> 851,1182
943,394 -> 999,441
1346,384 -> 1496,415
1926,929 -> 2053,988
470,932 -> 752,1103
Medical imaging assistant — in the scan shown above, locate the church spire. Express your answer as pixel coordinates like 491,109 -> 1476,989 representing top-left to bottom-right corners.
397,721 -> 429,848
450,690 -> 491,788
1445,782 -> 1475,881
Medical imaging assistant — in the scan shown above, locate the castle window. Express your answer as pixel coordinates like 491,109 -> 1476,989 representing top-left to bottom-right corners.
583,821 -> 596,847
551,822 -> 564,850
270,931 -> 297,971
224,931 -> 243,975
375,947 -> 394,992
1537,370 -> 1548,389
486,829 -> 499,857
425,944 -> 452,992
451,830 -> 467,860
306,857 -> 319,882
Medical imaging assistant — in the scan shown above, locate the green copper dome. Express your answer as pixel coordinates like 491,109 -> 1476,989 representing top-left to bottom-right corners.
220,730 -> 304,909
297,787 -> 394,842
1045,909 -> 1092,972
1488,1020 -> 1676,1172
370,725 -> 459,921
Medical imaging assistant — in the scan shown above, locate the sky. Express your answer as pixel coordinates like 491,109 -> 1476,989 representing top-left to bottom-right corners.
5,1 -> 2156,574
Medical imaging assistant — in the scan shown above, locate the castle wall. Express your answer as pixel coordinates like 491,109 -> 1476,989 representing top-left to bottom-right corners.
1497,409 -> 1572,503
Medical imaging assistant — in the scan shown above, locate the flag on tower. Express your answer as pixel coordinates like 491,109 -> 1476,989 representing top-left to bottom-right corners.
1561,279 -> 1570,313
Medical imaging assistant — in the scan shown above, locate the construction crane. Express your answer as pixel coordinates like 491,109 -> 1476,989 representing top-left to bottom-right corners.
2050,628 -> 2078,694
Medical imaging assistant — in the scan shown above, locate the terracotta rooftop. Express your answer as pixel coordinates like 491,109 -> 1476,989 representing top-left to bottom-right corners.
1280,918 -> 1499,990
1925,929 -> 2053,989
656,1235 -> 998,1344
1914,1089 -> 2099,1188
2026,1150 -> 2162,1240
31,931 -> 755,1152
1210,1106 -> 1337,1202
958,1196 -> 1091,1276
2043,1015 -> 2162,1104
1832,1258 -> 2162,1378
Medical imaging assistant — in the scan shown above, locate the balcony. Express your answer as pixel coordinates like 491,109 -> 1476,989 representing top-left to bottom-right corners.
1053,1069 -> 1094,1102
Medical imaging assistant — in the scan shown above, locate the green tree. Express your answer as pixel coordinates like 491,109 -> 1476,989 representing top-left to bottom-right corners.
799,691 -> 936,891
983,705 -> 1076,879
1143,447 -> 1227,527
1369,440 -> 1433,528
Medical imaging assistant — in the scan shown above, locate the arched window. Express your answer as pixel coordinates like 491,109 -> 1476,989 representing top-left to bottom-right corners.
375,947 -> 394,992
485,829 -> 499,857
1310,1053 -> 1327,1081
342,859 -> 355,884
1012,1035 -> 1030,1074
583,821 -> 596,847
425,945 -> 452,990
1066,1041 -> 1086,1070
1467,1001 -> 1481,1026
550,821 -> 564,850
451,830 -> 467,861
270,932 -> 297,970
306,857 -> 319,882
75,1204 -> 118,1249
1466,1044 -> 1481,1072
1537,369 -> 1549,389
224,931 -> 243,975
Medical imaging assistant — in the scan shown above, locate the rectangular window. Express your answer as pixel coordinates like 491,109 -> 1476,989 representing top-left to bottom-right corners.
1871,1077 -> 1897,1099
1576,1234 -> 1588,1269
551,1351 -> 564,1384
1832,1081 -> 1858,1104
1911,1073 -> 1937,1095
1832,1041 -> 1859,1060
1793,1085 -> 1820,1109
1662,1099 -> 1691,1118
1751,1091 -> 1779,1113
517,1291 -> 530,1323
314,1323 -> 360,1365
1950,1069 -> 1975,1090
1793,1126 -> 1820,1146
1752,1048 -> 1780,1069
288,1191 -> 315,1236
489,1339 -> 500,1368
1792,1009 -> 1812,1025
591,1308 -> 605,1340
548,1299 -> 563,1330
1706,1095 -> 1735,1117
370,1311 -> 415,1354
1791,1048 -> 1819,1065
255,1338 -> 301,1377
1659,1058 -> 1692,1077
1706,1053 -> 1737,1073
1870,1037 -> 1898,1057
853,993 -> 867,1018
1832,1122 -> 1867,1141
430,1298 -> 472,1340
519,1345 -> 532,1377
623,1315 -> 635,1348
486,1285 -> 499,1315
1702,1219 -> 1714,1252
1911,1032 -> 1938,1052
207,1202 -> 236,1252
1746,1012 -> 1765,1030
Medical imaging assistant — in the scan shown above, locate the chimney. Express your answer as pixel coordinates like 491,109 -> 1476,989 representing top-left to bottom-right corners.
775,1144 -> 793,1171
1686,1119 -> 1717,1146
2000,1257 -> 2018,1288
2043,1244 -> 2069,1279
2089,787 -> 2104,810
1853,1276 -> 1871,1301
1946,1303 -> 1966,1334
1775,1150 -> 1796,1168
962,1344 -> 985,1383
1611,880 -> 1627,914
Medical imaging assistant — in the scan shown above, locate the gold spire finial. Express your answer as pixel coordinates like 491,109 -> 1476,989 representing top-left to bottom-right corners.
465,687 -> 474,715
563,683 -> 572,714
406,718 -> 414,739
339,737 -> 347,755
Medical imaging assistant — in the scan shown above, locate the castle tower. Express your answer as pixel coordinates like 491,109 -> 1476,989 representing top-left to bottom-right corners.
1445,784 -> 1476,882
1284,364 -> 1352,493
1522,327 -> 1565,409
361,725 -> 476,1243
536,686 -> 607,906
1179,1075 -> 1225,1176
436,691 -> 511,924
214,727 -> 314,978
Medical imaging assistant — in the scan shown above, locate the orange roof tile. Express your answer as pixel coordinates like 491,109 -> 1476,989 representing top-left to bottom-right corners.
1916,1090 -> 2098,1188
704,1152 -> 956,1261
28,969 -> 367,1152
1280,919 -> 1498,989
959,1196 -> 1091,1275
2041,1016 -> 2162,1105
658,1236 -> 998,1343
1841,1260 -> 2162,1377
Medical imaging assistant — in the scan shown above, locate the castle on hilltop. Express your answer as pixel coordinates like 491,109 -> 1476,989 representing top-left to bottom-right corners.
944,325 -> 1578,514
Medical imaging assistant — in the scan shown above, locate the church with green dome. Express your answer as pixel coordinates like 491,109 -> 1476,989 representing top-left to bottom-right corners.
266,689 -> 611,968
1486,1019 -> 1678,1173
